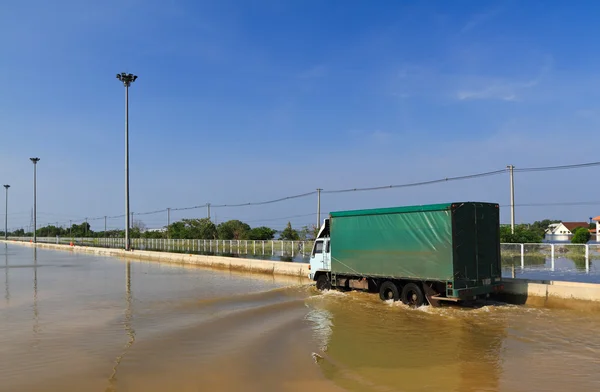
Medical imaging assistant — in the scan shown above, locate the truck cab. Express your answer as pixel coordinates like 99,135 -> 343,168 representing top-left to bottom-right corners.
309,219 -> 331,284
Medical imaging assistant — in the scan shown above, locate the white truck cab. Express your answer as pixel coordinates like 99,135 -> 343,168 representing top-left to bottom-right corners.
309,219 -> 331,281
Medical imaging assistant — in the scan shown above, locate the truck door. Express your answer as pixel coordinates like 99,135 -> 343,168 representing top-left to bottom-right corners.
311,240 -> 325,272
322,239 -> 331,270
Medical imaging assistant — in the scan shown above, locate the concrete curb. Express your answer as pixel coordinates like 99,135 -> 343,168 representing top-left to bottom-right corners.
499,277 -> 600,310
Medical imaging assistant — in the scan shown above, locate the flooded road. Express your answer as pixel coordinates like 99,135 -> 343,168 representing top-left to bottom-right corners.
1,244 -> 600,392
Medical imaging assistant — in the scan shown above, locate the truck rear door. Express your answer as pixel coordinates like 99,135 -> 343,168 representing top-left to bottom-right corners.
452,203 -> 501,284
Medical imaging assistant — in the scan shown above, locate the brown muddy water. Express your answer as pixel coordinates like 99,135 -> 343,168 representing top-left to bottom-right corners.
1,244 -> 599,392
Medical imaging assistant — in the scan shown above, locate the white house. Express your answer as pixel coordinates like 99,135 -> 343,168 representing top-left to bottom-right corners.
544,221 -> 589,242
593,216 -> 600,241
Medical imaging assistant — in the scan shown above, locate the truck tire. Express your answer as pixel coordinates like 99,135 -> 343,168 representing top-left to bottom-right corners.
379,281 -> 400,301
401,283 -> 425,307
316,274 -> 331,291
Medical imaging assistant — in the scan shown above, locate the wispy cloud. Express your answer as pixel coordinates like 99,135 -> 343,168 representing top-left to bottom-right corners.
459,7 -> 503,34
456,56 -> 553,102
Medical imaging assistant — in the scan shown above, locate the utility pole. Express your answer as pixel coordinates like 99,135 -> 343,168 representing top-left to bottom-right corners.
3,185 -> 9,240
104,216 -> 107,237
207,203 -> 211,220
507,165 -> 515,234
85,218 -> 88,237
30,158 -> 40,243
69,220 -> 72,237
167,208 -> 171,239
116,72 -> 137,251
316,188 -> 322,229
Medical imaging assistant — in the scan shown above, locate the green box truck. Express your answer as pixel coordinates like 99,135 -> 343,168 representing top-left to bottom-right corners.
308,201 -> 504,307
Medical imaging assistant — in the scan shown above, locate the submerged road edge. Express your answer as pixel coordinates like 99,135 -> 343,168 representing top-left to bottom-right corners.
3,240 -> 600,311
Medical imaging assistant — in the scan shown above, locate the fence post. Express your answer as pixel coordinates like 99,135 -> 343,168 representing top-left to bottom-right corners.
292,241 -> 294,257
585,244 -> 590,272
262,241 -> 265,255
520,243 -> 525,269
551,244 -> 555,271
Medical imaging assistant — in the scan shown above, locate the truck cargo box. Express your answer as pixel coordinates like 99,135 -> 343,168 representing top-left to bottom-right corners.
329,202 -> 501,286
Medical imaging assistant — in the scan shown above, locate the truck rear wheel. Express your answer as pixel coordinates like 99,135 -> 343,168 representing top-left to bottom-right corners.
401,283 -> 425,307
379,281 -> 400,301
316,274 -> 331,291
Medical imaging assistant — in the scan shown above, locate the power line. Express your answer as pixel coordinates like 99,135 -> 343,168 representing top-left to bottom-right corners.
501,201 -> 600,207
6,159 -> 600,231
211,191 -> 317,208
323,169 -> 506,194
515,161 -> 600,173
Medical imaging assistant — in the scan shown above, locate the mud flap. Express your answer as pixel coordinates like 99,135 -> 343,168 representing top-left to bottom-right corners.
423,283 -> 442,308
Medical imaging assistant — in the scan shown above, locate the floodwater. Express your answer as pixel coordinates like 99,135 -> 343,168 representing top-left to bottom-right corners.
1,245 -> 600,392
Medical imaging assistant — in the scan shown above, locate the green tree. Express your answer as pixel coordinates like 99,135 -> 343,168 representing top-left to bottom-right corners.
247,226 -> 276,240
571,227 -> 591,244
167,221 -> 187,239
182,218 -> 217,239
217,220 -> 251,240
279,221 -> 300,240
297,224 -> 320,240
143,230 -> 166,239
528,219 -> 561,239
69,222 -> 91,237
500,224 -> 543,243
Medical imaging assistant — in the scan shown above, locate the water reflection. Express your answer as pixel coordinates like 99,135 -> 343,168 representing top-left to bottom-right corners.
106,261 -> 135,392
4,244 -> 8,304
32,248 -> 39,345
305,293 -> 507,392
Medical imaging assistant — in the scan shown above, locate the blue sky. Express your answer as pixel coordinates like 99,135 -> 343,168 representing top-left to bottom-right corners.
2,0 -> 600,232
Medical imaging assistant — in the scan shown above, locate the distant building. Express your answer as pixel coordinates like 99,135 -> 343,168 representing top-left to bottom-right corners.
593,216 -> 600,241
144,227 -> 166,233
544,221 -> 589,242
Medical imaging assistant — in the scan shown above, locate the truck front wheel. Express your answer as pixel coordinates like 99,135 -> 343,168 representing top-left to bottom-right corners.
379,281 -> 400,301
316,274 -> 331,291
401,283 -> 425,307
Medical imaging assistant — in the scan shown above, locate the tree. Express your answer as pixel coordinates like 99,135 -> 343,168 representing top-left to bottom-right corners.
247,226 -> 276,240
500,224 -> 543,243
217,220 -> 251,240
571,227 -> 591,244
182,218 -> 217,239
279,221 -> 299,240
133,219 -> 147,232
142,229 -> 166,239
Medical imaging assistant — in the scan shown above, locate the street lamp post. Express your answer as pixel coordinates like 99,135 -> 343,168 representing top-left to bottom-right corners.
116,72 -> 137,251
3,185 -> 9,240
30,158 -> 40,243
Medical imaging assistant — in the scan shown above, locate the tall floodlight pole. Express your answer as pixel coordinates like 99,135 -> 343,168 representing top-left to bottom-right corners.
3,185 -> 9,240
116,72 -> 137,251
316,188 -> 322,229
507,165 -> 515,234
30,158 -> 40,243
